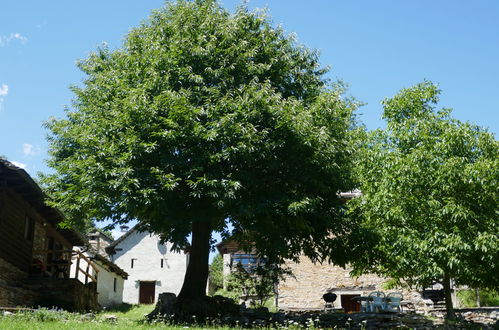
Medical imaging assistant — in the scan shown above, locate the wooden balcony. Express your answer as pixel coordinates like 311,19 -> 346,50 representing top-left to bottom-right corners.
31,249 -> 99,286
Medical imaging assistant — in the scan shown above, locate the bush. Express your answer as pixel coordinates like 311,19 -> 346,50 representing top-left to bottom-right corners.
457,289 -> 499,307
209,254 -> 224,294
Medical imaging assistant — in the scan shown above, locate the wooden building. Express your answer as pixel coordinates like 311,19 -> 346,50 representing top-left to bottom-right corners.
0,159 -> 98,311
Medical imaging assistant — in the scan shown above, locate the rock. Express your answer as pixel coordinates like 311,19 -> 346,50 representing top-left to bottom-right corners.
3,311 -> 13,316
253,319 -> 266,327
209,295 -> 239,315
147,292 -> 177,320
103,314 -> 117,322
240,316 -> 250,326
81,312 -> 95,321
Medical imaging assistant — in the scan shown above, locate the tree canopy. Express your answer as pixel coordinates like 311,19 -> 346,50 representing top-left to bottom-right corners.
43,0 -> 359,304
350,81 -> 498,317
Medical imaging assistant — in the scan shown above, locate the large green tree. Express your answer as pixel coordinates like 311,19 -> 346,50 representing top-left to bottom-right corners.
350,81 -> 498,318
43,0 -> 358,306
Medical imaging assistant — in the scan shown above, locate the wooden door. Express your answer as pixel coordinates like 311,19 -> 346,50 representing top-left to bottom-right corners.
139,281 -> 156,304
341,294 -> 361,313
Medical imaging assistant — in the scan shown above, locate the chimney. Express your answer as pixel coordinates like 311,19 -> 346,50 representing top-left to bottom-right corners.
120,225 -> 129,232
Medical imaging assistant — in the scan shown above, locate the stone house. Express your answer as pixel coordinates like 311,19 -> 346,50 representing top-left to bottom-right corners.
278,255 -> 387,311
105,226 -> 189,304
216,239 -> 426,313
87,229 -> 114,258
0,159 -> 98,311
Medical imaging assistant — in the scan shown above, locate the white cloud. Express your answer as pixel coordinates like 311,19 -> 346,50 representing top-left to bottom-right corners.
0,32 -> 27,46
0,84 -> 8,96
0,84 -> 7,111
22,143 -> 37,156
11,161 -> 27,169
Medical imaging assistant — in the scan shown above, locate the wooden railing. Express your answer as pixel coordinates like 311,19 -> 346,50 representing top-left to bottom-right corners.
73,249 -> 99,284
32,249 -> 99,285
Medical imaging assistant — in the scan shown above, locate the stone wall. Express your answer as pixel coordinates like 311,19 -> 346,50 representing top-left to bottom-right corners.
22,278 -> 99,312
278,255 -> 387,310
429,308 -> 499,327
0,282 -> 38,307
0,257 -> 27,284
0,256 -> 36,308
88,231 -> 113,258
32,221 -> 47,263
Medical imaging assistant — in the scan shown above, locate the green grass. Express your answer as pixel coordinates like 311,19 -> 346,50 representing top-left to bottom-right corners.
457,289 -> 499,307
0,304 -> 234,329
102,303 -> 155,321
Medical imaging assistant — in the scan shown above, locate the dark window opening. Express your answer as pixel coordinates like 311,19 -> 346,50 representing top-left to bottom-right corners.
113,278 -> 117,292
131,258 -> 137,269
231,253 -> 264,272
160,259 -> 164,268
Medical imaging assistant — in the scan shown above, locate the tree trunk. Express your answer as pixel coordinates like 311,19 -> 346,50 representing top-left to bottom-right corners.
443,271 -> 455,319
177,219 -> 212,304
475,288 -> 481,307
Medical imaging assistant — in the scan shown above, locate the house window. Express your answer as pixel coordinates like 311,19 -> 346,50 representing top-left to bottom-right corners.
131,258 -> 137,269
24,216 -> 35,241
231,253 -> 263,272
160,259 -> 164,268
113,278 -> 117,292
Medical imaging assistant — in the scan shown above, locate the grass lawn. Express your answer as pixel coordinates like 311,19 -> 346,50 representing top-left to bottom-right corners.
0,304 -> 233,329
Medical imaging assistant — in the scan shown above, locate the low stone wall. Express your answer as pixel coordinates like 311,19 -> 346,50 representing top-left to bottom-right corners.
0,258 -> 27,284
280,311 -> 435,329
0,257 -> 36,308
429,308 -> 499,327
0,283 -> 38,307
254,310 -> 498,329
22,278 -> 100,312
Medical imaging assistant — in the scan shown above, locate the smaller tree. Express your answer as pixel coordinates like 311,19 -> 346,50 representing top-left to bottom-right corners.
225,263 -> 289,308
350,81 -> 498,319
209,254 -> 224,294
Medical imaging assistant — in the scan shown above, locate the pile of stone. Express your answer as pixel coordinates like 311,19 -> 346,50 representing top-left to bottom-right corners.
148,293 -> 499,329
280,311 -> 435,329
429,308 -> 499,328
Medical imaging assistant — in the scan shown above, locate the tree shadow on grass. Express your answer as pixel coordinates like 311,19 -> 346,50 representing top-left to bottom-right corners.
103,303 -> 134,313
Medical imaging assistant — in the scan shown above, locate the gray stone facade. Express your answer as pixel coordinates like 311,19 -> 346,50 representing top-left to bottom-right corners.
32,221 -> 47,263
0,257 -> 35,307
278,255 -> 387,310
0,257 -> 28,284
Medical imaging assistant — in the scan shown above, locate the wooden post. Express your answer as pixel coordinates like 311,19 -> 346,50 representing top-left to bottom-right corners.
443,271 -> 455,319
85,263 -> 90,284
65,251 -> 71,278
74,255 -> 80,279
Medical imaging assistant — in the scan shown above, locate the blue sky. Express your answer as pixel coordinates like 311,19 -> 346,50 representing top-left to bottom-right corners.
1,1 -> 498,237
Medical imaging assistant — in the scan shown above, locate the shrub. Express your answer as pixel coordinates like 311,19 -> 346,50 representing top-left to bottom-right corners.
457,289 -> 499,307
